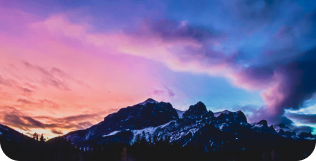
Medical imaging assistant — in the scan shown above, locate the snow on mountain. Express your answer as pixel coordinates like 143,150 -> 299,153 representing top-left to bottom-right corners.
137,98 -> 158,106
214,110 -> 231,117
0,123 -> 31,141
102,131 -> 120,137
268,124 -> 300,139
272,124 -> 294,133
129,120 -> 175,143
183,101 -> 213,120
64,98 -> 178,143
60,98 -> 315,149
176,110 -> 185,118
213,110 -> 247,125
250,120 -> 278,134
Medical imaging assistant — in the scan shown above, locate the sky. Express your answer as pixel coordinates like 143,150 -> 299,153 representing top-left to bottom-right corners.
1,0 -> 316,138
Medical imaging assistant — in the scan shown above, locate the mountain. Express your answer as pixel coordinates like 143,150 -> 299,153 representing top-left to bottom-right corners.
0,124 -> 31,142
60,99 -> 315,150
64,98 -> 178,144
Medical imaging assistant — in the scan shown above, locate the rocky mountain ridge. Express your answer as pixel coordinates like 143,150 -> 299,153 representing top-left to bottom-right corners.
61,98 -> 315,150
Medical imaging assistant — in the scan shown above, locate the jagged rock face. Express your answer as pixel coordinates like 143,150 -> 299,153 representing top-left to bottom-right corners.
237,111 -> 247,123
62,99 -> 315,146
65,98 -> 179,142
258,120 -> 268,127
278,129 -> 297,138
251,120 -> 275,134
103,99 -> 178,129
0,124 -> 30,142
269,125 -> 277,133
214,110 -> 247,124
182,101 -> 214,120
272,124 -> 294,134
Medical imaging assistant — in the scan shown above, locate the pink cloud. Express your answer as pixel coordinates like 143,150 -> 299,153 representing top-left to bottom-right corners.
0,6 -> 301,136
0,9 -> 177,137
261,73 -> 286,115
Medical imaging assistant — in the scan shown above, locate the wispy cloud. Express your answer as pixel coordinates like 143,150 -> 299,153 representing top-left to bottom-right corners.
51,129 -> 63,135
1,0 -> 316,135
0,105 -> 116,136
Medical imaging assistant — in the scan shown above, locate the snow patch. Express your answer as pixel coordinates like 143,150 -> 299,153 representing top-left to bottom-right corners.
214,110 -> 231,117
129,121 -> 175,143
176,110 -> 185,118
103,131 -> 120,137
273,125 -> 293,133
138,99 -> 158,106
253,124 -> 264,128
218,123 -> 229,131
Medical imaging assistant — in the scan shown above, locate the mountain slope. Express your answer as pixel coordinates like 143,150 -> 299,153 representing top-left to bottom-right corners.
61,98 -> 316,149
65,98 -> 178,143
0,124 -> 32,142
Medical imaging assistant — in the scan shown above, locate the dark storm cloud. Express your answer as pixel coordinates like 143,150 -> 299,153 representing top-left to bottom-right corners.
286,113 -> 316,124
131,19 -> 226,43
275,59 -> 316,110
232,59 -> 316,122
293,126 -> 315,134
230,6 -> 316,120
148,19 -> 222,42
260,48 -> 316,115
128,5 -> 316,122
234,0 -> 283,21
238,105 -> 294,125
139,12 -> 316,124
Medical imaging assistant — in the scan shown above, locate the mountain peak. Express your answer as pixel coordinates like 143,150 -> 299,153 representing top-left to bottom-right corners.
191,101 -> 207,111
185,101 -> 207,114
183,101 -> 213,119
145,98 -> 157,102
138,98 -> 158,106
258,120 -> 268,127
214,110 -> 232,117
214,110 -> 247,124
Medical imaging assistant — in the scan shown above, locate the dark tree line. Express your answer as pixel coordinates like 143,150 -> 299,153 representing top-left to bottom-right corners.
0,131 -> 315,161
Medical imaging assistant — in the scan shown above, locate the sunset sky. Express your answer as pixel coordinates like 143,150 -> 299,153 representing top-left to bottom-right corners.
1,0 -> 316,139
